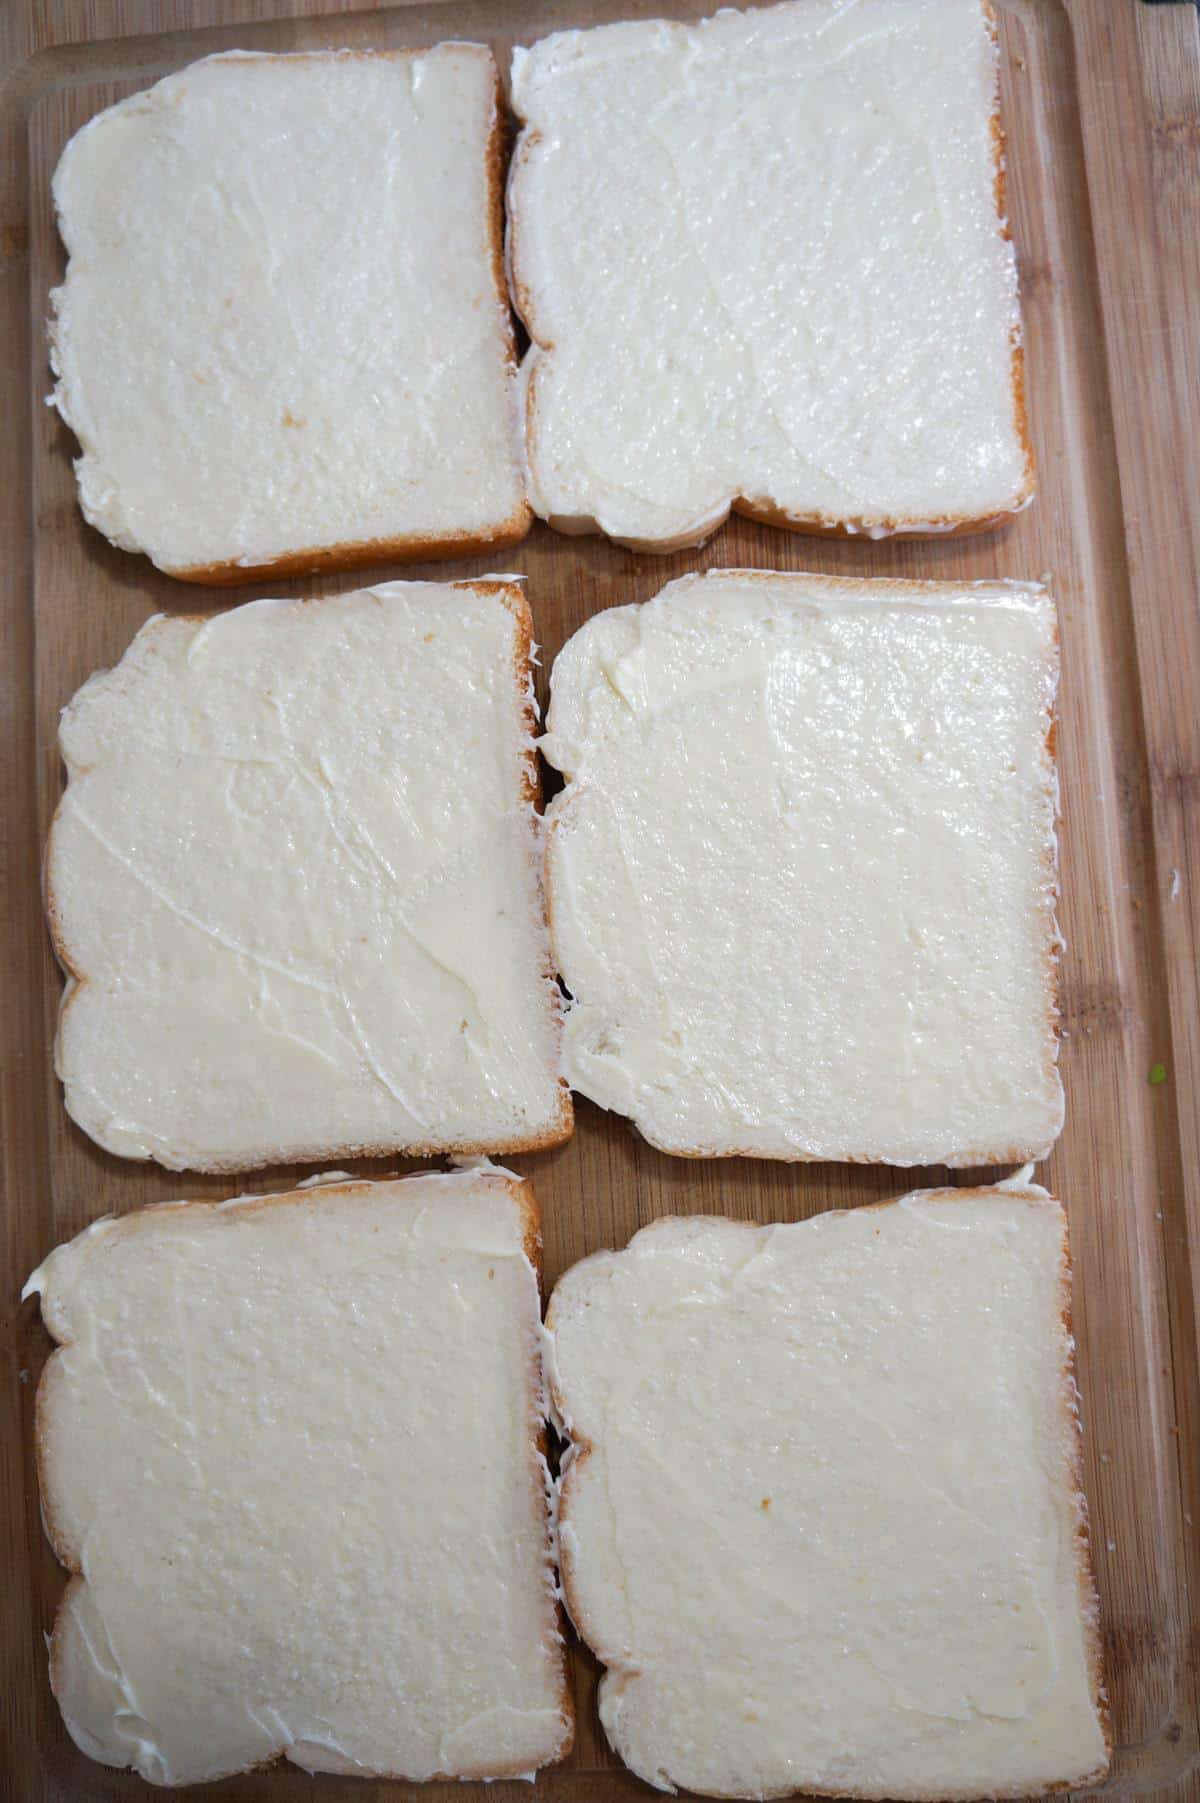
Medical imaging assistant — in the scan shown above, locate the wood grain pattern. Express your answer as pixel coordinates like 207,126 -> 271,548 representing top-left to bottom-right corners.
1,1 -> 1198,1799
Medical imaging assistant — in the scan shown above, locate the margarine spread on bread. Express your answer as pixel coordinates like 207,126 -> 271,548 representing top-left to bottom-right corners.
48,583 -> 571,1171
50,47 -> 529,579
509,0 -> 1031,549
542,569 -> 1062,1165
26,1170 -> 572,1785
547,1185 -> 1108,1798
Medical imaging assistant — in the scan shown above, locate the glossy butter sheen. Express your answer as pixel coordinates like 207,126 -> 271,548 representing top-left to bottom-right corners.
547,1185 -> 1107,1799
509,0 -> 1029,547
49,582 -> 566,1170
26,1171 -> 570,1786
541,570 -> 1062,1164
50,47 -> 525,573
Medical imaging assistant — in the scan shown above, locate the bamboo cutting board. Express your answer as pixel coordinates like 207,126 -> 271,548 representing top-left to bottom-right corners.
2,1 -> 1198,1798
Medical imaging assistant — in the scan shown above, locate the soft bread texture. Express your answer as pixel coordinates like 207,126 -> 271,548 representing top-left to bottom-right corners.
508,0 -> 1031,551
546,1180 -> 1109,1800
49,47 -> 529,582
541,569 -> 1062,1166
24,1169 -> 573,1787
47,581 -> 571,1171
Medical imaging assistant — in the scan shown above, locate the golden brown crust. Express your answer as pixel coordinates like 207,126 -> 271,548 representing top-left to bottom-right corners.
1041,609 -> 1065,1143
543,571 -> 1061,1168
510,1 -> 1033,551
982,0 -> 1037,519
169,513 -> 532,588
549,1189 -> 1110,1800
1053,1206 -> 1114,1777
730,491 -> 1031,543
34,1169 -> 574,1784
502,1168 -> 543,1283
44,581 -> 572,1173
482,57 -> 523,396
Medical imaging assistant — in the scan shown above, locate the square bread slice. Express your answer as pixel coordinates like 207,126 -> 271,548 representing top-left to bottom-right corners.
546,1179 -> 1109,1800
508,0 -> 1031,550
24,1168 -> 573,1787
49,46 -> 529,582
47,580 -> 572,1172
541,569 -> 1062,1166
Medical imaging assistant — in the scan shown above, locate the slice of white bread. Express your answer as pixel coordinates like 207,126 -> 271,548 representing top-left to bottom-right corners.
541,569 -> 1062,1166
507,0 -> 1031,551
24,1168 -> 573,1787
49,47 -> 529,583
546,1179 -> 1109,1800
47,580 -> 572,1171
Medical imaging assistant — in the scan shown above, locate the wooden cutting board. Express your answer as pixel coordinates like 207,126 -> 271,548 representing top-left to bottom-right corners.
2,1 -> 1198,1798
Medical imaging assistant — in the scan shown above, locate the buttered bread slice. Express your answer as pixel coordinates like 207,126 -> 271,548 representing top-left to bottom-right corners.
547,1181 -> 1109,1799
50,46 -> 529,581
542,569 -> 1062,1165
508,0 -> 1031,549
48,580 -> 571,1171
25,1169 -> 573,1786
